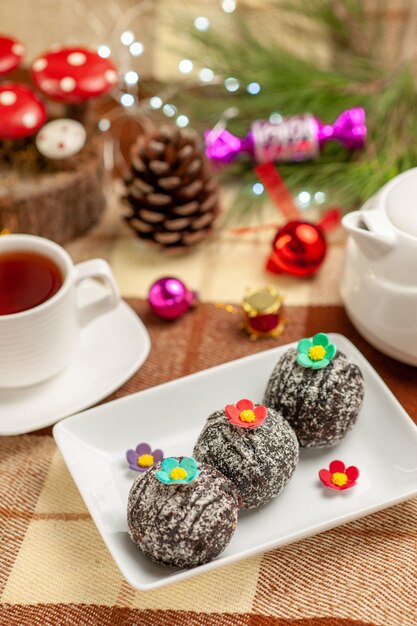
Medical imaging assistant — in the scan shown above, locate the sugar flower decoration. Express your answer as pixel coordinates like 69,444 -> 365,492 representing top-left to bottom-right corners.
297,332 -> 336,369
126,442 -> 163,473
319,460 -> 359,491
225,398 -> 267,429
155,457 -> 200,485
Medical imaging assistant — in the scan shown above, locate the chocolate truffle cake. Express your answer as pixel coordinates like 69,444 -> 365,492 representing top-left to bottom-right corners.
0,135 -> 106,244
0,40 -> 115,244
193,398 -> 299,509
263,333 -> 364,448
127,457 -> 240,568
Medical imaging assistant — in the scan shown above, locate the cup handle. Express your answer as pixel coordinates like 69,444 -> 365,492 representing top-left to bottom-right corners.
74,259 -> 120,327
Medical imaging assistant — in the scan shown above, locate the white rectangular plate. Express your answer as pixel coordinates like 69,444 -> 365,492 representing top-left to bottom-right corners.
53,334 -> 417,591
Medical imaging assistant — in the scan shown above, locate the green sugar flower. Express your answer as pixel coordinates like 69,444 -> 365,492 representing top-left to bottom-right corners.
297,333 -> 336,369
155,457 -> 200,485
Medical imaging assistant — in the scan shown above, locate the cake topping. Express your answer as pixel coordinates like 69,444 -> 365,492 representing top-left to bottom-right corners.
225,398 -> 267,429
36,118 -> 86,159
297,332 -> 336,369
31,45 -> 118,103
331,472 -> 348,487
0,82 -> 47,140
126,442 -> 163,473
319,459 -> 359,491
155,457 -> 200,485
308,345 -> 326,361
0,35 -> 25,76
138,454 -> 154,467
170,467 -> 188,480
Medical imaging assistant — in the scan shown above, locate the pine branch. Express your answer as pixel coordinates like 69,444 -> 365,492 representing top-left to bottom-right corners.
173,1 -> 417,211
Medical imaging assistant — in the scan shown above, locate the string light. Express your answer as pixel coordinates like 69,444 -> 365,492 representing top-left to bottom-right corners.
176,114 -> 189,127
297,191 -> 311,207
120,93 -> 135,107
223,106 -> 239,119
222,0 -> 237,13
247,82 -> 261,95
252,183 -> 264,195
121,30 -> 135,46
269,112 -> 283,124
129,42 -> 144,57
179,59 -> 193,74
199,68 -> 214,82
149,96 -> 163,109
163,103 -> 177,117
194,16 -> 210,31
224,77 -> 239,92
124,70 -> 139,85
98,45 -> 111,59
98,118 -> 110,131
314,191 -> 326,204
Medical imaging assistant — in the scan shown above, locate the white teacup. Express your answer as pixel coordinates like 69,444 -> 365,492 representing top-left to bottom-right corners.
0,234 -> 120,387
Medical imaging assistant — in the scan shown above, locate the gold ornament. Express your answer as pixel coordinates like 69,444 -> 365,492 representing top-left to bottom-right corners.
242,285 -> 286,340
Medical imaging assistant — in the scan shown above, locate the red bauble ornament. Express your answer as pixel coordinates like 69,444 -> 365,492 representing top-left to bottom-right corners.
266,220 -> 327,277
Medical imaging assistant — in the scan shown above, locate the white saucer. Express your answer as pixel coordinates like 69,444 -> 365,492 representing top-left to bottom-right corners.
0,280 -> 150,435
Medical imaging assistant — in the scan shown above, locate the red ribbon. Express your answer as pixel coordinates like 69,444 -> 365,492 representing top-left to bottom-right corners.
255,162 -> 301,221
255,162 -> 340,232
227,164 -> 341,237
317,208 -> 340,232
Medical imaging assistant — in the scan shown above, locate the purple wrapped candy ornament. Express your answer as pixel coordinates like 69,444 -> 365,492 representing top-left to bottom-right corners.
205,108 -> 367,164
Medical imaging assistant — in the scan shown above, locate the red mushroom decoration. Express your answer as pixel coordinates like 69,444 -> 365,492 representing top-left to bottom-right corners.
0,34 -> 25,76
0,82 -> 46,140
31,45 -> 118,104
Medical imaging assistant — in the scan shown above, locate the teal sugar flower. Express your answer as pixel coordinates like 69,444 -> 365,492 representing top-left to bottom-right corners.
155,457 -> 200,485
297,332 -> 336,370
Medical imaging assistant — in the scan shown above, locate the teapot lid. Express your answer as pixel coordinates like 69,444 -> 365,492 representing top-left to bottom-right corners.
385,173 -> 417,237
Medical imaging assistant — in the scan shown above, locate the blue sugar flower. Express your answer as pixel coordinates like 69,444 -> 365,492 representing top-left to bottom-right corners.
297,332 -> 336,370
155,457 -> 200,485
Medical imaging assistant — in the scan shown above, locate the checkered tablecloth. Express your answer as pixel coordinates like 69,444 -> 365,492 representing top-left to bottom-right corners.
0,298 -> 416,626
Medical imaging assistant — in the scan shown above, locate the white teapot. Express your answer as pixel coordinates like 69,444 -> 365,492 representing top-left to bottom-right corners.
340,167 -> 417,365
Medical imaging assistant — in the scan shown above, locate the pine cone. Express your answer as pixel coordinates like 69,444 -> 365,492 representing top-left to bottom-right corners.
123,125 -> 220,251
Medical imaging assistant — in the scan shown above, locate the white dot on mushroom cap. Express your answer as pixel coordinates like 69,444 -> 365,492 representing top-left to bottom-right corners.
41,79 -> 55,93
22,112 -> 37,128
105,70 -> 117,84
67,52 -> 87,66
60,77 -> 76,92
33,58 -> 47,72
0,91 -> 17,106
12,43 -> 25,57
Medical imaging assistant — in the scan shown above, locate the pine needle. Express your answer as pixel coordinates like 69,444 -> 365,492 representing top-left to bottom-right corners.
174,0 -> 417,211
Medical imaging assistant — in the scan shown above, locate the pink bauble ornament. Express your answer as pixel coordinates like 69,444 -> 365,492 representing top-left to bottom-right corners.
148,277 -> 198,320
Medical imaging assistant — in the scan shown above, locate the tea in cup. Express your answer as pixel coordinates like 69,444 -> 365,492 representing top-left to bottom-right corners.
0,234 -> 120,387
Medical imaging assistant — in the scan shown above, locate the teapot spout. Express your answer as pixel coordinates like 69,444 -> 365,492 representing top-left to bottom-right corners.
342,210 -> 396,259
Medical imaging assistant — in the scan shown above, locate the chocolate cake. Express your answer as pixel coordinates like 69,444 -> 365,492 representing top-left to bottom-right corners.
127,457 -> 240,568
193,399 -> 299,509
0,42 -> 116,244
263,335 -> 364,448
0,134 -> 105,244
